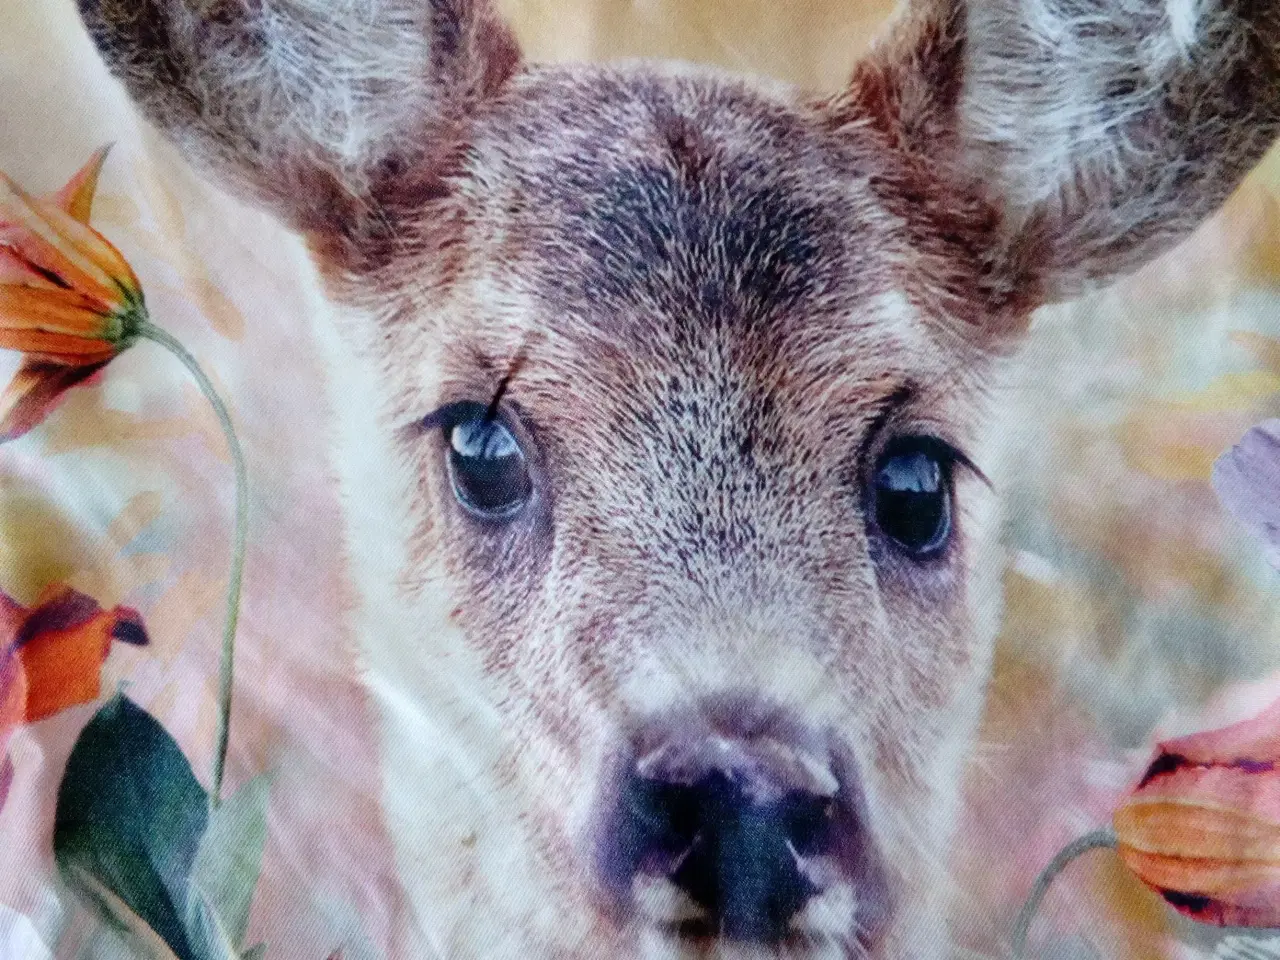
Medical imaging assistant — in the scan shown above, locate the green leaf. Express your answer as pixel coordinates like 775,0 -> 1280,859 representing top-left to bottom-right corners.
54,695 -> 209,960
62,863 -> 185,960
184,887 -> 243,960
189,775 -> 270,950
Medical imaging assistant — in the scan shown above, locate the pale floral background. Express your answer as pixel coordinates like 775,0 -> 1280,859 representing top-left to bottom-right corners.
0,1 -> 1279,958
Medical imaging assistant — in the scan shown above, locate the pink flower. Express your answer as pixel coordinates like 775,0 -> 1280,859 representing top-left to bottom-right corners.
1114,696 -> 1280,927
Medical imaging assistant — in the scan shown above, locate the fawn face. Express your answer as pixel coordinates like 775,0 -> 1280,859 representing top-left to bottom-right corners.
80,0 -> 1280,954
353,64 -> 1009,955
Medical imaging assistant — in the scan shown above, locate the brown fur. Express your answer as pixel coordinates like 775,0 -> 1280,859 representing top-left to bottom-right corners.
75,0 -> 1280,955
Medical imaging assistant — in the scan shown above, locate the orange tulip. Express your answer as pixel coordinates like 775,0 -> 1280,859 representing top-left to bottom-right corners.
0,584 -> 146,810
0,147 -> 147,442
1113,697 -> 1280,927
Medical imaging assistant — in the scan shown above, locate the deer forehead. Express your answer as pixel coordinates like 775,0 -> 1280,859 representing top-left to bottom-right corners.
369,66 -> 1003,417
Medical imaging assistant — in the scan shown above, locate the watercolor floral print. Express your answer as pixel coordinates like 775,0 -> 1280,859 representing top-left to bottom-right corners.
0,144 -> 1278,959
0,150 -> 263,960
4,3 -> 1280,958
0,584 -> 147,813
0,147 -> 140,443
1008,422 -> 1280,958
1216,421 -> 1280,574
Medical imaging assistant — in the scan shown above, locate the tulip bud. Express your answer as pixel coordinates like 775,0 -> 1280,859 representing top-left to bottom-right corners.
1113,698 -> 1280,927
0,147 -> 148,441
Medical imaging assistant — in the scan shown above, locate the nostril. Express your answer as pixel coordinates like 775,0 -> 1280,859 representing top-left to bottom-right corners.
624,777 -> 701,871
595,708 -> 891,948
615,760 -> 839,942
666,771 -> 822,941
783,794 -> 836,857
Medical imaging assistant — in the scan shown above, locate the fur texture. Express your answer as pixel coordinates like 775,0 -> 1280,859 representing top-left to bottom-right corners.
76,0 -> 1280,956
843,0 -> 1280,300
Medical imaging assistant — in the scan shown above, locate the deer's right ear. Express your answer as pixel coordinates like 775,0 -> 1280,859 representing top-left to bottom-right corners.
840,0 -> 1280,309
78,0 -> 521,261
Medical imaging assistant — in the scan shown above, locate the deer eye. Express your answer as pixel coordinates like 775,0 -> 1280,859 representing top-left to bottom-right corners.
871,437 -> 953,559
446,413 -> 532,521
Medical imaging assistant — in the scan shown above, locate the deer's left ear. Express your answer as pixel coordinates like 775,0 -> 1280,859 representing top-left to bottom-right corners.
79,0 -> 521,267
840,0 -> 1280,307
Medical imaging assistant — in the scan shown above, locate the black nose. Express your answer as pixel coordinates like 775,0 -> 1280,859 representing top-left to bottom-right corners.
627,764 -> 832,940
599,714 -> 859,943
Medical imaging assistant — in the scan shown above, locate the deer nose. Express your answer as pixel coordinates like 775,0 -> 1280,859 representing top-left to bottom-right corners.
628,750 -> 834,940
601,720 -> 854,942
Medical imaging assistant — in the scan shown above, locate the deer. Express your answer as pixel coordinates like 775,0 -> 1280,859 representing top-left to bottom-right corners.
75,0 -> 1280,956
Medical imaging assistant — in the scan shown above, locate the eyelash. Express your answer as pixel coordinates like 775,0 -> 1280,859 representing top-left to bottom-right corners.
421,401 -> 988,492
931,440 -> 988,489
420,400 -> 494,434
865,412 -> 988,491
881,435 -> 978,480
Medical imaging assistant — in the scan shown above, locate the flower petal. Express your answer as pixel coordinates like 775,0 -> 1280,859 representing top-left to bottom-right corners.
1116,695 -> 1280,927
1213,420 -> 1280,565
16,584 -> 106,643
0,331 -> 116,362
29,197 -> 140,295
0,171 -> 131,307
1150,698 -> 1280,769
1117,798 -> 1280,880
0,648 -> 25,739
51,146 -> 111,226
0,285 -> 115,340
1115,784 -> 1280,927
0,246 -> 58,289
0,591 -> 27,646
0,360 -> 109,443
1117,847 -> 1280,926
14,585 -> 145,724
0,646 -> 26,814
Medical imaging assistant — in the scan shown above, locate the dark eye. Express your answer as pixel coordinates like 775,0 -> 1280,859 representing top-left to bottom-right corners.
446,414 -> 532,520
872,438 -> 953,558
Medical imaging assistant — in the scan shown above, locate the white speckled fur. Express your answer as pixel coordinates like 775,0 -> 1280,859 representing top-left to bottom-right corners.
77,0 -> 1280,955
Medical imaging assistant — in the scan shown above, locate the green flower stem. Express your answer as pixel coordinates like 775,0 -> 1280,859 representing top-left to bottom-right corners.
1012,828 -> 1117,959
137,320 -> 246,808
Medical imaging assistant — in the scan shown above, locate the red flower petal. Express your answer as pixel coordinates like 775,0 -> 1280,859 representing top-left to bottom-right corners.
1152,697 -> 1280,770
14,585 -> 148,724
0,648 -> 25,739
0,149 -> 146,446
0,246 -> 58,289
0,584 -> 147,814
0,359 -> 109,443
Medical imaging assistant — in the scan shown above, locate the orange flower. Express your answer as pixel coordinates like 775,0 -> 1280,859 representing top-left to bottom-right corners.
1113,697 -> 1280,926
0,584 -> 146,810
0,147 -> 147,442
